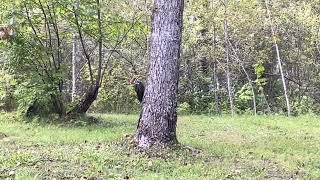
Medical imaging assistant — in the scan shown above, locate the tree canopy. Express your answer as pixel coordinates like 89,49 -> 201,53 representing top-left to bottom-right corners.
0,0 -> 320,117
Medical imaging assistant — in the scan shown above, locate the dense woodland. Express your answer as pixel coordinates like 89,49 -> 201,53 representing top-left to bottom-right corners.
1,1 -> 320,178
1,0 -> 320,117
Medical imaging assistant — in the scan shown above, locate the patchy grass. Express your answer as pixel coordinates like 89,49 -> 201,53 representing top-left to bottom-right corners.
1,113 -> 320,179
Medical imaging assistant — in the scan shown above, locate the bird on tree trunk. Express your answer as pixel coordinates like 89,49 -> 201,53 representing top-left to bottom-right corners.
130,78 -> 145,128
130,78 -> 145,104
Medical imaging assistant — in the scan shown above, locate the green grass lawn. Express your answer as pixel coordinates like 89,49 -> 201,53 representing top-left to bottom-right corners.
1,113 -> 320,179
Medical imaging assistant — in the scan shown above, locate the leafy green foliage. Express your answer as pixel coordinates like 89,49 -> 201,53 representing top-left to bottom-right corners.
177,102 -> 191,115
4,35 -> 62,117
235,83 -> 254,113
92,76 -> 138,113
1,0 -> 148,117
1,0 -> 320,116
0,70 -> 16,111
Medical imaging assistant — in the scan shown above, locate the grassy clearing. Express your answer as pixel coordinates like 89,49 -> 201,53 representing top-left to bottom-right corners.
0,113 -> 320,179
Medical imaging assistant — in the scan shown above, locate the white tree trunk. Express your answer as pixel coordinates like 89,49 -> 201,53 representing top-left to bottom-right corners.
71,0 -> 80,102
265,0 -> 291,116
71,34 -> 77,102
224,19 -> 235,117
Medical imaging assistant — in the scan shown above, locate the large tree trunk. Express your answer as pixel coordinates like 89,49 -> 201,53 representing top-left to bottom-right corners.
136,0 -> 184,149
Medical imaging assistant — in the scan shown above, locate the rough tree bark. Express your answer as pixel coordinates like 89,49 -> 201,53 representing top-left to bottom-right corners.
68,85 -> 99,115
136,0 -> 184,149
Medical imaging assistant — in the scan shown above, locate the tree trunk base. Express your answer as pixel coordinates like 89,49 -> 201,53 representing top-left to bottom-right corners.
136,126 -> 178,150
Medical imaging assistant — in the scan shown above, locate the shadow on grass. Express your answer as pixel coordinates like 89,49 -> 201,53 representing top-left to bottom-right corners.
22,114 -> 137,130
